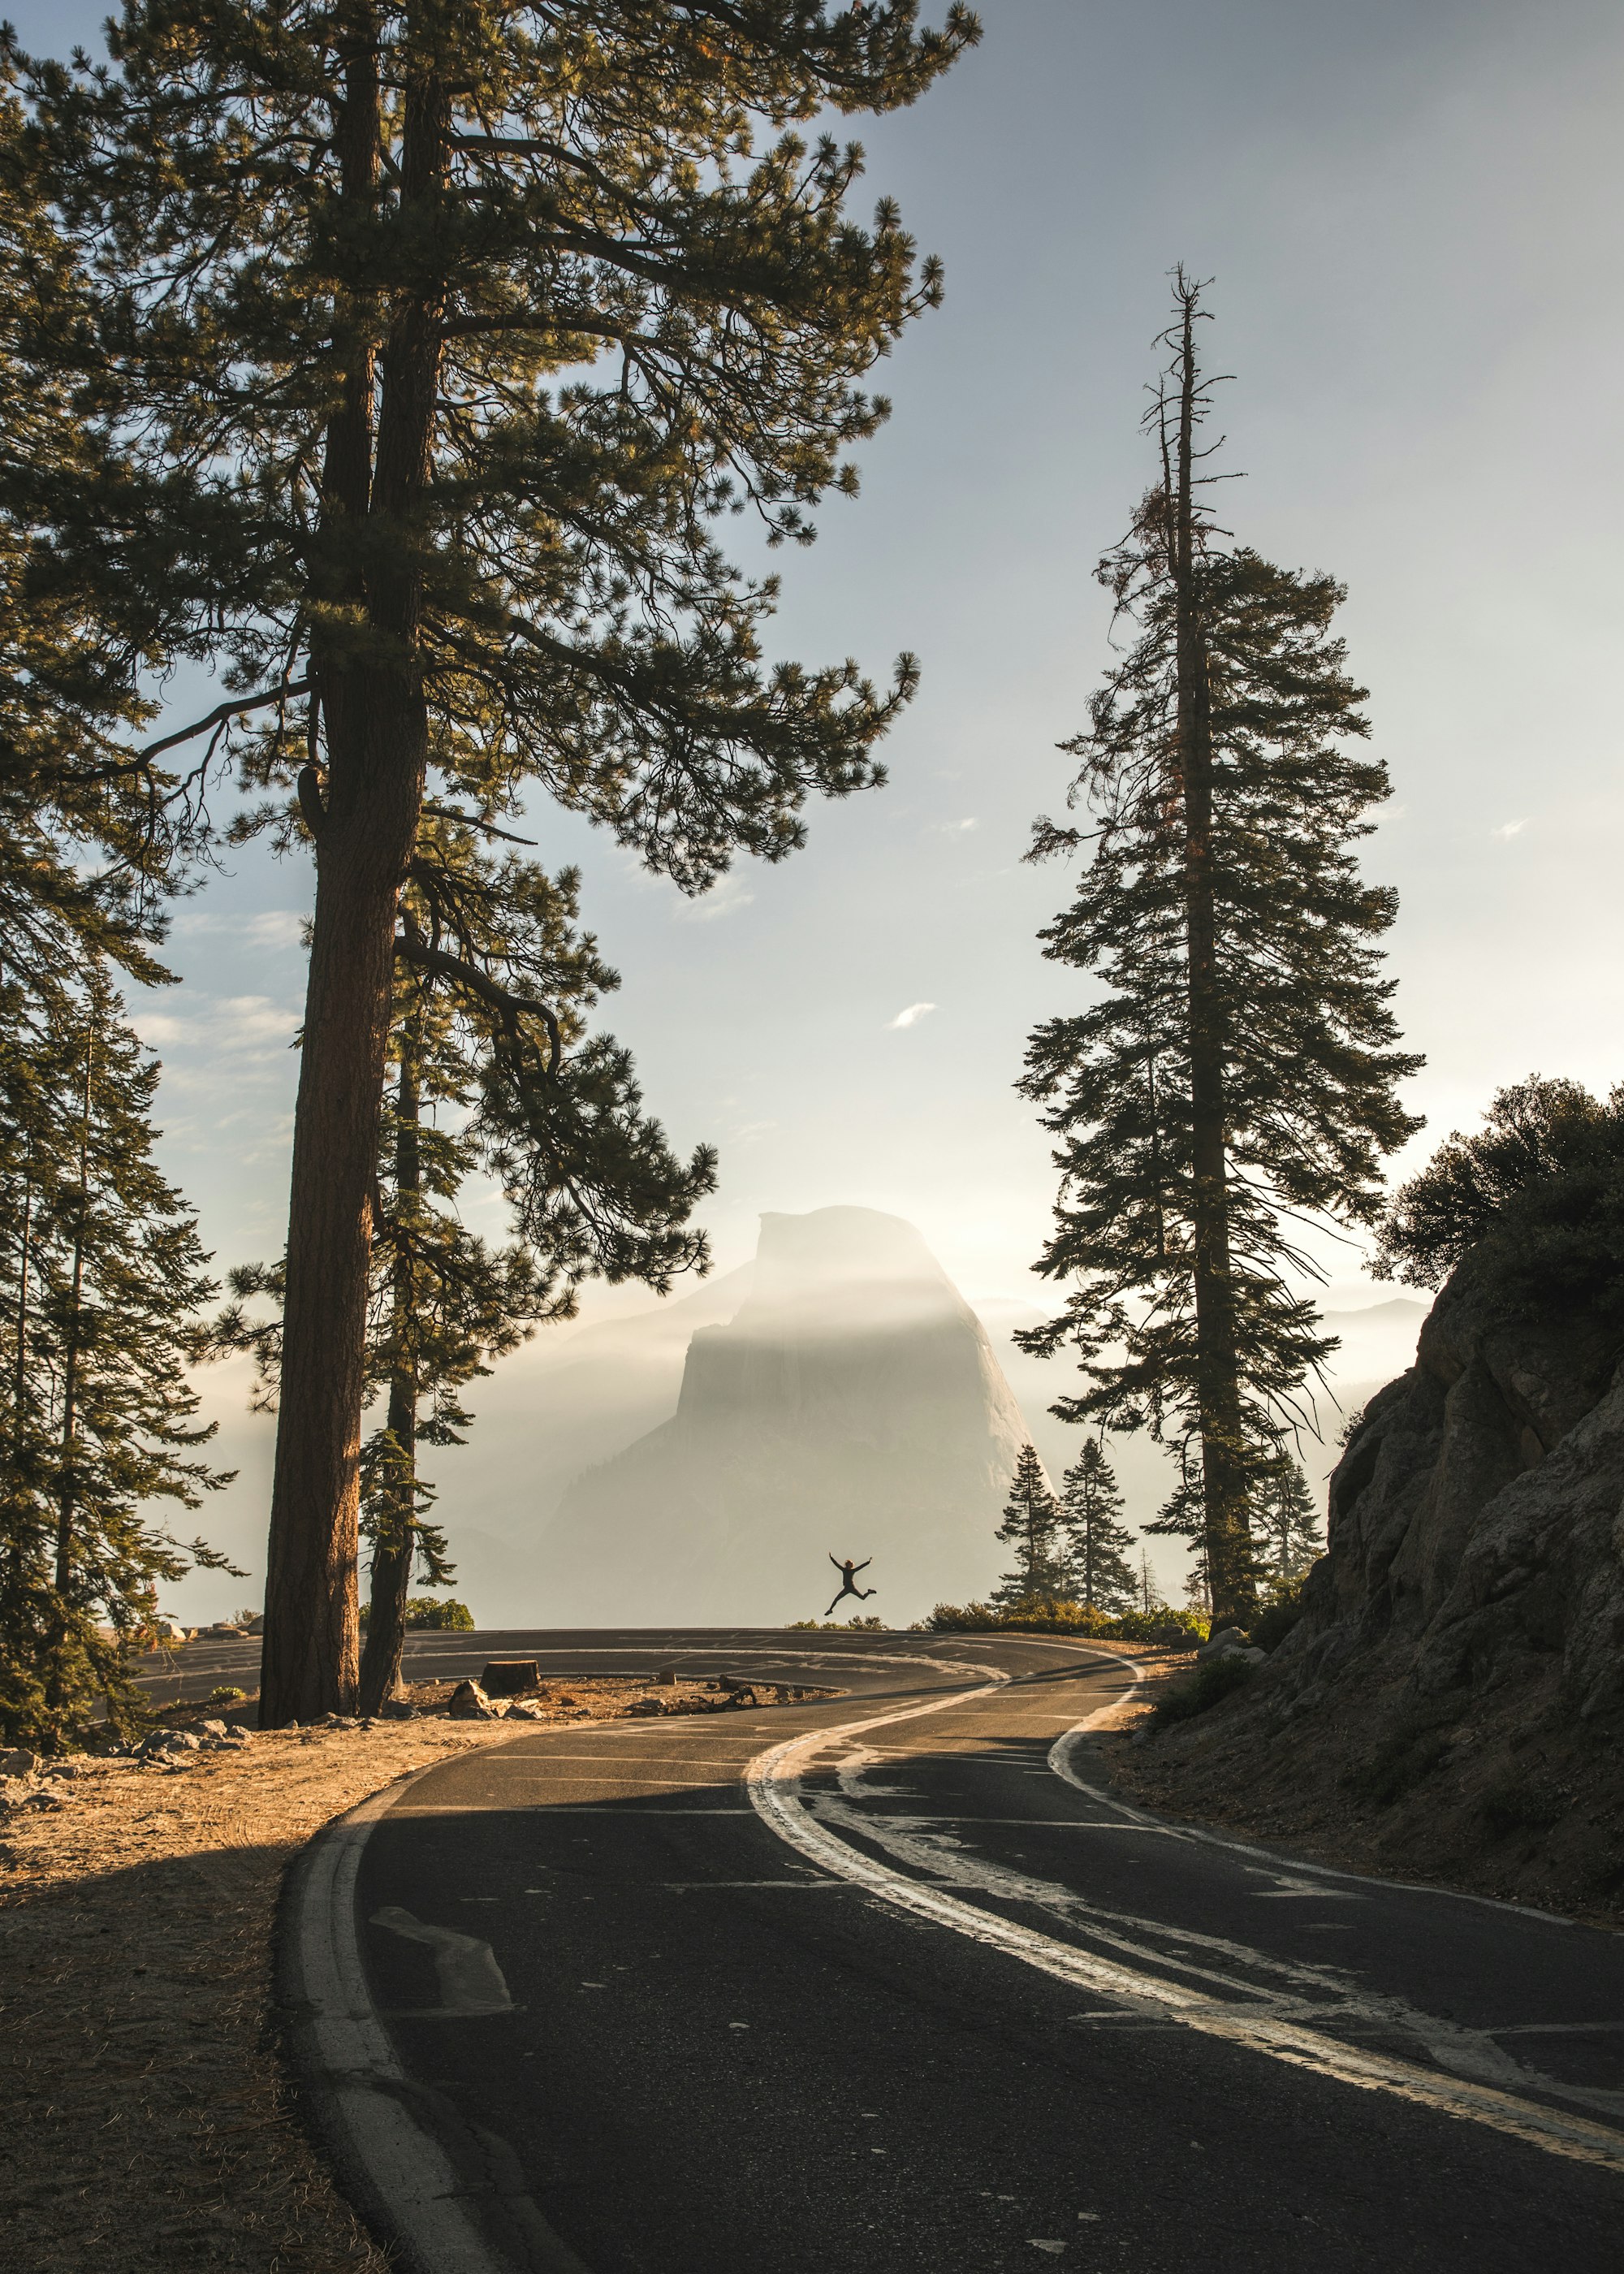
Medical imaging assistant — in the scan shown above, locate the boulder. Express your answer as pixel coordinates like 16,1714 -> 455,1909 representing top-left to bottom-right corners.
140,1727 -> 201,1757
447,1680 -> 495,1720
504,1701 -> 548,1720
0,1749 -> 37,1779
379,1699 -> 417,1720
1197,1627 -> 1249,1661
197,1718 -> 228,1738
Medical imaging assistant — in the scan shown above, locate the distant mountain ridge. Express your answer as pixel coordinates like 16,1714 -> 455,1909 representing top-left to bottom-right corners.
538,1207 -> 1032,1623
439,1242 -> 1432,1623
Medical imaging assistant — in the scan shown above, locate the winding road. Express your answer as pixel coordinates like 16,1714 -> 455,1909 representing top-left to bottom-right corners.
260,1629 -> 1624,2270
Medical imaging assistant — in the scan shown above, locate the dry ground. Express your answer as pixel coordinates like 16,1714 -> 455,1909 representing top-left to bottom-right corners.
1100,1654 -> 1624,1930
0,1674 -> 740,2273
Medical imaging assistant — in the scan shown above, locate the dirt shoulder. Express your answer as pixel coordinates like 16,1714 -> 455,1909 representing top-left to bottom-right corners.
1097,1654 -> 1624,1930
0,1674 -> 771,2273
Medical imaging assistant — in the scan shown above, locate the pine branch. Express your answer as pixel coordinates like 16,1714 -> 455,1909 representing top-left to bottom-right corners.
391,925 -> 561,1074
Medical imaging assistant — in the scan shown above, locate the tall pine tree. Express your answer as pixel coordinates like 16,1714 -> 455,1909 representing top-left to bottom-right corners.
0,963 -> 235,1748
1056,1438 -> 1137,1613
26,0 -> 978,1720
1020,273 -> 1421,1627
991,1444 -> 1065,1606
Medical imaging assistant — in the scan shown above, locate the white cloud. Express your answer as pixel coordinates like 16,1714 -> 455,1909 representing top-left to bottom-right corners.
888,1002 -> 938,1030
935,817 -> 979,834
675,872 -> 755,923
132,993 -> 299,1059
1492,818 -> 1530,840
174,908 -> 308,948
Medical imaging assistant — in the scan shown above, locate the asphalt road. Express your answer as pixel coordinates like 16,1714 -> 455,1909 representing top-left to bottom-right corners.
273,1628 -> 1624,2272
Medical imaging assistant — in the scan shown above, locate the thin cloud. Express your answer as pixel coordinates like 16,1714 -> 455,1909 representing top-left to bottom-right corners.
888,1002 -> 937,1030
133,994 -> 299,1057
675,872 -> 755,923
935,817 -> 979,834
174,909 -> 308,948
1492,819 -> 1530,841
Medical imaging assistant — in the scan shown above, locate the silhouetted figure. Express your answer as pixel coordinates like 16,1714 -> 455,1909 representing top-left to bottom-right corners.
825,1554 -> 875,1619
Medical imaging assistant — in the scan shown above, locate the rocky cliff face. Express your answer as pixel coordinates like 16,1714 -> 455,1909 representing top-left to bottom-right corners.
539,1207 -> 1032,1623
1300,1245 -> 1624,1722
1116,1243 -> 1624,1916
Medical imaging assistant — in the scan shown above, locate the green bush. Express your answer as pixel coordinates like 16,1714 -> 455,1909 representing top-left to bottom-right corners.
360,1596 -> 477,1633
1373,1075 -> 1624,1320
786,1615 -> 887,1631
1152,1651 -> 1258,1724
206,1685 -> 247,1706
921,1598 -> 1206,1647
1249,1589 -> 1306,1654
408,1597 -> 474,1631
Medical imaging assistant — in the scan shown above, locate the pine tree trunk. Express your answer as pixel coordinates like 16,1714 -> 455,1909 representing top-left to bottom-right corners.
358,1035 -> 421,1715
259,52 -> 447,1725
47,1049 -> 92,1704
1167,292 -> 1255,1630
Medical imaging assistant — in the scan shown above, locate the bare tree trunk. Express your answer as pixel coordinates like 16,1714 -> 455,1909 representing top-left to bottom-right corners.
1165,281 -> 1255,1630
358,1031 -> 421,1714
259,41 -> 448,1724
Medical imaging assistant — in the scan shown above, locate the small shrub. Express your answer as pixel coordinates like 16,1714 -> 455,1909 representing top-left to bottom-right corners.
359,1596 -> 476,1632
1151,1651 -> 1258,1725
922,1598 -> 1205,1647
786,1615 -> 887,1632
1479,1776 -> 1566,1836
206,1685 -> 247,1706
1249,1589 -> 1306,1654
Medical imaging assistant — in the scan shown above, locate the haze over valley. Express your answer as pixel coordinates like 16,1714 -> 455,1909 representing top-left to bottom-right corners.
179,1209 -> 1426,1626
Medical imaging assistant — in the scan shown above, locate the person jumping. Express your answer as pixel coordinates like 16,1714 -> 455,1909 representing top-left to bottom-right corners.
825,1554 -> 876,1619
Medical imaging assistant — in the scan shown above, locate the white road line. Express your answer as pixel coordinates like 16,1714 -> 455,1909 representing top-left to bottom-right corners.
284,1768 -> 592,2274
745,1657 -> 1624,2175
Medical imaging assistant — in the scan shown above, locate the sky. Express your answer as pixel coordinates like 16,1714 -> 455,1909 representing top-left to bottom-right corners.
13,2 -> 1624,1606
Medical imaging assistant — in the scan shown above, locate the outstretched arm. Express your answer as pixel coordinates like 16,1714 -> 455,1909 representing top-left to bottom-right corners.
829,1553 -> 844,1571
853,1559 -> 871,1575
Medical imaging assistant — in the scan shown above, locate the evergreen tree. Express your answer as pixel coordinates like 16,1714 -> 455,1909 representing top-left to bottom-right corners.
358,830 -> 713,1708
1142,1457 -> 1208,1616
1255,1451 -> 1322,1591
25,0 -> 978,1720
0,964 -> 236,1748
1372,1075 -> 1624,1297
1056,1438 -> 1137,1613
1019,273 -> 1422,1628
214,824 -> 715,1707
991,1443 -> 1065,1606
0,62 -> 183,1001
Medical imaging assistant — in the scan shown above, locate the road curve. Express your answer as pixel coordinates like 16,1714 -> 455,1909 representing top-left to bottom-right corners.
284,1629 -> 1624,2273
